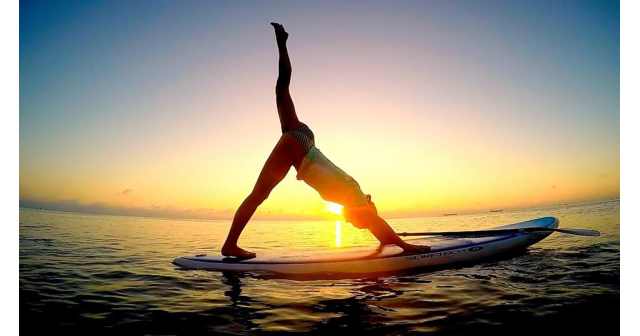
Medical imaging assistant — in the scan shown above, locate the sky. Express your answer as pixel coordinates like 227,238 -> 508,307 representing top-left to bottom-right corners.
19,0 -> 620,220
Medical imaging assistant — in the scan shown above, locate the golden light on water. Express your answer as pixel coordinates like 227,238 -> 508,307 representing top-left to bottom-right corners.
334,220 -> 342,247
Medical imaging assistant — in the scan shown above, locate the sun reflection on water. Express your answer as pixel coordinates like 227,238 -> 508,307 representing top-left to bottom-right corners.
334,220 -> 342,247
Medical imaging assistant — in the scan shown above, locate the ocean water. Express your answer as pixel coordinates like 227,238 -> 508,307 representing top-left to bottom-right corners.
20,200 -> 620,335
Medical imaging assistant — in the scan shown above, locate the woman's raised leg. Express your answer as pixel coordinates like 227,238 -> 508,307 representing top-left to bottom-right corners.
271,22 -> 301,133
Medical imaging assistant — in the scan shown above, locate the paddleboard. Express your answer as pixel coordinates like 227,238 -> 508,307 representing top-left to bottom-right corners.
172,216 -> 558,275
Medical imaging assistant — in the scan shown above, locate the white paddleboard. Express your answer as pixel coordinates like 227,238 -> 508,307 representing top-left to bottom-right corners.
172,217 -> 558,275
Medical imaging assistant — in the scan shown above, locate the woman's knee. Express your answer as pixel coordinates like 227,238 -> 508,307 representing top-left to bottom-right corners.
247,189 -> 271,205
275,83 -> 290,98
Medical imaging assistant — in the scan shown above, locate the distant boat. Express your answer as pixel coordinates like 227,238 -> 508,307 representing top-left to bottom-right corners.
490,210 -> 503,213
443,213 -> 457,216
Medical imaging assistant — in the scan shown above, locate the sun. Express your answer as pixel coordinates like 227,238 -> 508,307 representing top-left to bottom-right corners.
326,202 -> 344,216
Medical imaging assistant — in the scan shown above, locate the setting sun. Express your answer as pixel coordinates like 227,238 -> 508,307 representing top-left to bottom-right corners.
327,202 -> 344,216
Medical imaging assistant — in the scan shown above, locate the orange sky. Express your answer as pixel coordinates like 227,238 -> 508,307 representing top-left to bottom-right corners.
20,1 -> 620,220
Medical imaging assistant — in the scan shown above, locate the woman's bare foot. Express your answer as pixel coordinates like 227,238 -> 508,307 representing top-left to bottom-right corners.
221,245 -> 257,259
270,22 -> 289,44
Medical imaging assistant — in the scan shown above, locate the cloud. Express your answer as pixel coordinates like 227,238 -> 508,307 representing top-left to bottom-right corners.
115,189 -> 133,196
18,199 -> 235,220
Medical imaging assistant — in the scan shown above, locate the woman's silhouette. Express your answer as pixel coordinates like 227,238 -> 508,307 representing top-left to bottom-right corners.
221,23 -> 430,258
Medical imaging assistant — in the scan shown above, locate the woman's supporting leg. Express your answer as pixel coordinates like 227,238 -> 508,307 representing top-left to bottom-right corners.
221,135 -> 298,258
271,22 -> 300,133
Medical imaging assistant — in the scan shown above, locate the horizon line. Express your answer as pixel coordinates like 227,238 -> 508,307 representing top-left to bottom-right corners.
18,198 -> 620,223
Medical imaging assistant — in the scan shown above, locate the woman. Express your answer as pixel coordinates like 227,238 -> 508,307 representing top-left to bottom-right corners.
221,23 -> 430,258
